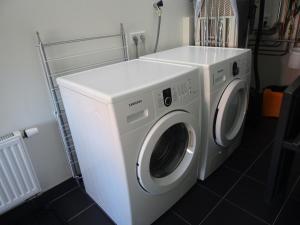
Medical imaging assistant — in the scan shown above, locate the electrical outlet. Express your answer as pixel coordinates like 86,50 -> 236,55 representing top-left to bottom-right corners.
129,31 -> 146,44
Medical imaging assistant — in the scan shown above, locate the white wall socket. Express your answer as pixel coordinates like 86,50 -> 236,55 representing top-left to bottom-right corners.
129,31 -> 146,44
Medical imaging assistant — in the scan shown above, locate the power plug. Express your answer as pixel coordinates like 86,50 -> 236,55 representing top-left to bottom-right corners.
132,35 -> 139,46
140,33 -> 146,43
129,31 -> 146,45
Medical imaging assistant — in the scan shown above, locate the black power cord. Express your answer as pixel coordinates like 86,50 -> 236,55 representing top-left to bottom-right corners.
246,0 -> 265,124
253,0 -> 265,93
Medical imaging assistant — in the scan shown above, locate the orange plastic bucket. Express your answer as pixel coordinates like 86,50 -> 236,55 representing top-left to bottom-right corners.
262,88 -> 284,118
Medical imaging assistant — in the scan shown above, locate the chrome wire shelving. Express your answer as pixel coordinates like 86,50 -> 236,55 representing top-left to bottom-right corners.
36,24 -> 129,182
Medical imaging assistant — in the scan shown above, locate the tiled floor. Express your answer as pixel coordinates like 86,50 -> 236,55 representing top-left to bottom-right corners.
1,118 -> 300,225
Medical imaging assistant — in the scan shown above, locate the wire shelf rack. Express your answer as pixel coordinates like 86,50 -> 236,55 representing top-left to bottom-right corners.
36,24 -> 129,182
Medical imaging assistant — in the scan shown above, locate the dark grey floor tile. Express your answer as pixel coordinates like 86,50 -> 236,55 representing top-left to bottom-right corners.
50,188 -> 94,222
201,200 -> 268,225
288,156 -> 300,193
69,205 -> 114,225
152,211 -> 188,225
274,198 -> 300,225
236,146 -> 262,157
42,178 -> 78,204
19,215 -> 37,225
246,148 -> 272,184
226,177 -> 282,224
0,199 -> 41,225
224,149 -> 258,173
292,179 -> 300,202
241,118 -> 277,153
285,171 -> 300,197
33,210 -> 64,225
198,166 -> 241,196
19,210 -> 64,225
0,180 -> 77,225
173,185 -> 220,225
290,154 -> 300,173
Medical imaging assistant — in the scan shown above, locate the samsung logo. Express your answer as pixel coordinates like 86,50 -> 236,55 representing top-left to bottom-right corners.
129,100 -> 142,107
217,69 -> 224,73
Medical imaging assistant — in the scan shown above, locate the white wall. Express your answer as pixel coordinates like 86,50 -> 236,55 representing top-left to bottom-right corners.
0,0 -> 193,191
257,55 -> 282,88
258,54 -> 300,88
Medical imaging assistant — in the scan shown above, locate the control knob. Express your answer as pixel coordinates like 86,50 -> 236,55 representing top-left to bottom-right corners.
163,88 -> 172,107
164,97 -> 172,107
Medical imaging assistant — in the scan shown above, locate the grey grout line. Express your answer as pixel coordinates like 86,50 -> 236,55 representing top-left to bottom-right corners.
48,186 -> 80,205
54,140 -> 274,224
272,175 -> 300,225
172,210 -> 192,225
197,141 -> 274,225
223,165 -> 243,175
172,182 -> 223,224
196,182 -> 223,198
223,147 -> 270,175
197,174 -> 243,225
244,175 -> 267,186
224,199 -> 270,225
67,202 -> 96,222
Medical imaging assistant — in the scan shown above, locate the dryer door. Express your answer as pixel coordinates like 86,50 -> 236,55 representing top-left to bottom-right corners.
214,79 -> 248,147
137,111 -> 199,195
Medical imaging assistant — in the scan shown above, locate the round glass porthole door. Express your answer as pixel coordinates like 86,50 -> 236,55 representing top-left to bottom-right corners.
215,79 -> 248,147
150,123 -> 189,178
137,111 -> 199,195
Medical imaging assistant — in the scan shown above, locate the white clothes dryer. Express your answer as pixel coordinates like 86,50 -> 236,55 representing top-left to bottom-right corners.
141,46 -> 251,180
57,59 -> 201,225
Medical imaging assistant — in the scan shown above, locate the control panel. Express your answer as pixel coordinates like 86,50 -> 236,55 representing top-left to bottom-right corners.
232,61 -> 239,76
212,53 -> 251,88
115,72 -> 199,133
162,88 -> 172,107
232,54 -> 251,76
154,74 -> 198,110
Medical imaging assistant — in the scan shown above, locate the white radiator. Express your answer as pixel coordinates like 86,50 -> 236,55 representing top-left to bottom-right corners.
0,131 -> 41,215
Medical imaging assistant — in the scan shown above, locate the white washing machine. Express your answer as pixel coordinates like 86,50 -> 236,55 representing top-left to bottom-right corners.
141,46 -> 251,180
57,60 -> 201,225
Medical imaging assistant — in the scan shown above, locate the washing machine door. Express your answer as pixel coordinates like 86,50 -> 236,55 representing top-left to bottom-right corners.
137,110 -> 199,195
214,79 -> 248,147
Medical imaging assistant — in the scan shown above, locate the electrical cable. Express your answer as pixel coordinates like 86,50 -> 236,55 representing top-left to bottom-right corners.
133,35 -> 139,58
253,0 -> 265,92
154,15 -> 161,53
153,0 -> 163,53
140,34 -> 146,56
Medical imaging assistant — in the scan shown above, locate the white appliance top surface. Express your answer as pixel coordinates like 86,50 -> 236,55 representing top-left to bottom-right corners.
57,59 -> 196,103
141,46 -> 250,66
